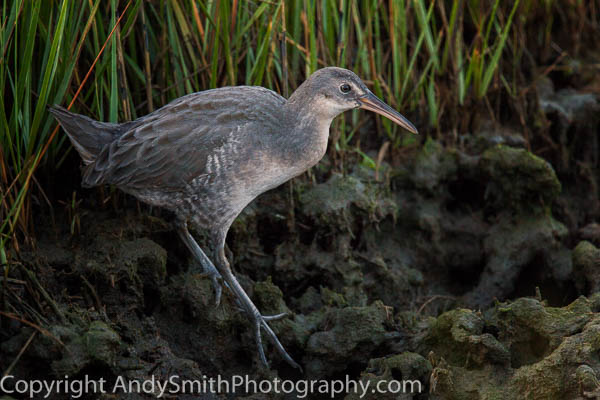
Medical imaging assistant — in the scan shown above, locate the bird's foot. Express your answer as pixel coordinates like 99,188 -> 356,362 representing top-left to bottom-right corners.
198,262 -> 223,306
195,267 -> 223,306
249,310 -> 302,371
175,224 -> 224,306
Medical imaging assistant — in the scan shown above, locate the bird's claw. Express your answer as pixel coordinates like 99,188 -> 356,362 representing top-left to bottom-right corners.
200,264 -> 223,307
250,311 -> 302,371
194,270 -> 223,307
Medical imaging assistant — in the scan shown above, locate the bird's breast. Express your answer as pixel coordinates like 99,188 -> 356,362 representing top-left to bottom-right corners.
192,119 -> 331,224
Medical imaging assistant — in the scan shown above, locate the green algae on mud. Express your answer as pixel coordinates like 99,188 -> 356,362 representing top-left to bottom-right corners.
298,173 -> 398,231
573,241 -> 600,295
424,296 -> 600,399
480,145 -> 562,215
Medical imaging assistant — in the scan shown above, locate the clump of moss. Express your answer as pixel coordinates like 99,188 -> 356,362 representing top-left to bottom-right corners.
480,145 -> 561,214
52,320 -> 122,376
573,241 -> 600,294
424,297 -> 600,400
422,308 -> 509,367
304,301 -> 391,377
413,137 -> 458,193
345,352 -> 432,400
298,173 -> 397,231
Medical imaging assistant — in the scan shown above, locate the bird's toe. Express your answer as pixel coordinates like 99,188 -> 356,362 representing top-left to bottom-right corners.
250,312 -> 301,371
262,312 -> 288,321
212,276 -> 223,307
253,317 -> 270,368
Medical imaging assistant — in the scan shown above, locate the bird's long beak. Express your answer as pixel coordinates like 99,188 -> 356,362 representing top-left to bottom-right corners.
358,91 -> 418,134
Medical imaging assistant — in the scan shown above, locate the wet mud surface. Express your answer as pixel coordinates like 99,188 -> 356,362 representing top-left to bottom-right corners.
2,82 -> 600,400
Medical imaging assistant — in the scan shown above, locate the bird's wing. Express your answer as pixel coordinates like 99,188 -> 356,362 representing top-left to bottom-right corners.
82,87 -> 285,190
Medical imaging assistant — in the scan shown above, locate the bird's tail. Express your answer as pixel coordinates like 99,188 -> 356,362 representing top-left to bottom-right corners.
49,105 -> 124,165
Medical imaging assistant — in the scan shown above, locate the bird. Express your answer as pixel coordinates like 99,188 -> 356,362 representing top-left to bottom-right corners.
50,67 -> 418,370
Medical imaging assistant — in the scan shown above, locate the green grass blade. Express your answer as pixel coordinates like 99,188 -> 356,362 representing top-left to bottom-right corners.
27,0 -> 68,157
480,0 -> 520,96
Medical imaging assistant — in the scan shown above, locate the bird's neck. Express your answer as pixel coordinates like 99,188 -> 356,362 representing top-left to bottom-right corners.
281,96 -> 336,168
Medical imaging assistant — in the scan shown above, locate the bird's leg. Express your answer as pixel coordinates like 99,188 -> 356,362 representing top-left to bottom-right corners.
213,242 -> 301,370
175,220 -> 223,306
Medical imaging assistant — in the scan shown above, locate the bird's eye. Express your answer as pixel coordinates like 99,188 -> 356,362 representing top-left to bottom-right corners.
340,83 -> 352,94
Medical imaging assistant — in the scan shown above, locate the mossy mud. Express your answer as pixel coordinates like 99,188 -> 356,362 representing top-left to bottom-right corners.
1,90 -> 599,399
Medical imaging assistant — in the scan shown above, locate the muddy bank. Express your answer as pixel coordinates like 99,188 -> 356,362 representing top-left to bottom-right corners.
1,85 -> 599,399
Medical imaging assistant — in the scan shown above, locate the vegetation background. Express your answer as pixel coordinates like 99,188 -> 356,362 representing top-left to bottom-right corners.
1,1 -> 600,395
1,0 -> 598,274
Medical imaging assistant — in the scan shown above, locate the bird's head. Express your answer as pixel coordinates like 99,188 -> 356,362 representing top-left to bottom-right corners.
299,67 -> 418,134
